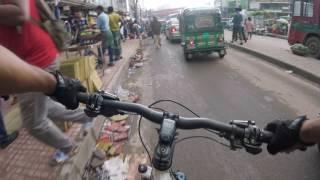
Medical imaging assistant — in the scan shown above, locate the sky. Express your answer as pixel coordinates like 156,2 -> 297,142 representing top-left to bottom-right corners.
143,0 -> 215,10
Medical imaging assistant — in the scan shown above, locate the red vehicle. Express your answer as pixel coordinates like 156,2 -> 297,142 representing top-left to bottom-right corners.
288,0 -> 320,58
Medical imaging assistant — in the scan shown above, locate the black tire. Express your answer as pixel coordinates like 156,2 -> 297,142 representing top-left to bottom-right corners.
305,36 -> 320,58
218,50 -> 226,58
184,53 -> 192,61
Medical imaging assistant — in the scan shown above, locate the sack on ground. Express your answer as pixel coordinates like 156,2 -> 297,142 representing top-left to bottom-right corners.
291,43 -> 310,56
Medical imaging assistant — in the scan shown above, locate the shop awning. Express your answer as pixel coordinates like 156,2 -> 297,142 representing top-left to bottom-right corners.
59,0 -> 96,9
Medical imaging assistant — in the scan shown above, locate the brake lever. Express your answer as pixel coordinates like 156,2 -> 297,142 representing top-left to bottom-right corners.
227,120 -> 263,155
99,90 -> 120,101
84,91 -> 121,117
243,144 -> 262,155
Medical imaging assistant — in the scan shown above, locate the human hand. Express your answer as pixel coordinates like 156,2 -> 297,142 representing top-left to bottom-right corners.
49,71 -> 87,110
265,116 -> 314,155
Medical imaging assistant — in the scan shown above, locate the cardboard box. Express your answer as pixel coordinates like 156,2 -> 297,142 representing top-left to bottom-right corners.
60,60 -> 81,80
90,70 -> 102,91
81,80 -> 89,91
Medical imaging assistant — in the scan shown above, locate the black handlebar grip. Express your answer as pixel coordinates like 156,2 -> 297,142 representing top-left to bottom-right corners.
259,130 -> 274,143
77,92 -> 89,104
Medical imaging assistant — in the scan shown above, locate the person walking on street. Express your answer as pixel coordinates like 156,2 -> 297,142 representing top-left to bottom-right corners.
231,8 -> 243,44
245,17 -> 254,40
123,19 -> 128,40
240,9 -> 247,43
96,6 -> 115,66
132,20 -> 140,39
0,0 -> 92,165
108,6 -> 122,60
151,17 -> 162,48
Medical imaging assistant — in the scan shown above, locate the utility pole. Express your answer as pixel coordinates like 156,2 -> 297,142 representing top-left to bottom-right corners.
134,0 -> 138,20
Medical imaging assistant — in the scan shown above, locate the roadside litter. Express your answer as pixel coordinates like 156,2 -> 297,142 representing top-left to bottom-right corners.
83,59 -> 143,179
129,49 -> 148,69
291,44 -> 310,56
83,114 -> 131,179
115,86 -> 140,103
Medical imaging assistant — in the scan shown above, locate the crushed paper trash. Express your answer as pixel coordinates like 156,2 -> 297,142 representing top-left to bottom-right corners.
107,143 -> 124,156
103,156 -> 128,180
134,62 -> 143,68
96,138 -> 113,152
128,94 -> 140,103
105,121 -> 130,133
110,114 -> 129,122
113,132 -> 129,142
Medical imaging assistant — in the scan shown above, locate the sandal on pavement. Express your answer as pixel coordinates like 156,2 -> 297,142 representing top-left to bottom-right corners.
49,145 -> 79,166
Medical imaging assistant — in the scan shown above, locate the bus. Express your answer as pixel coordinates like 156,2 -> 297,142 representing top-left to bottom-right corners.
288,0 -> 320,58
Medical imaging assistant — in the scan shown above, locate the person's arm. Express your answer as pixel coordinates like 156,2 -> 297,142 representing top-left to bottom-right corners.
96,15 -> 102,30
0,45 -> 56,95
0,0 -> 29,26
0,45 -> 86,109
119,17 -> 122,27
300,118 -> 320,143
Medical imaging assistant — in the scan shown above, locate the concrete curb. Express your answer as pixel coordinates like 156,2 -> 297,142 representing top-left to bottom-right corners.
57,41 -> 140,180
264,33 -> 288,40
228,43 -> 320,86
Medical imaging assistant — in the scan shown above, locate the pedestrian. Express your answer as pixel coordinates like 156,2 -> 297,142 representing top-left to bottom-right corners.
123,20 -> 128,40
240,8 -> 247,43
70,9 -> 88,45
128,19 -> 134,39
0,96 -> 19,149
96,5 -> 115,66
151,16 -> 162,48
0,0 -> 92,165
133,20 -> 140,39
120,16 -> 127,42
231,8 -> 243,44
245,17 -> 254,40
145,21 -> 153,38
107,6 -> 122,60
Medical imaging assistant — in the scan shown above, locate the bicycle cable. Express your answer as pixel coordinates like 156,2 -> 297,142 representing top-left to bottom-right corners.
169,168 -> 176,179
137,99 -> 230,174
149,99 -> 222,136
138,115 -> 152,163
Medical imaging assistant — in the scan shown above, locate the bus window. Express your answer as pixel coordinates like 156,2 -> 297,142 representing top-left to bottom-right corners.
293,0 -> 302,16
302,0 -> 313,17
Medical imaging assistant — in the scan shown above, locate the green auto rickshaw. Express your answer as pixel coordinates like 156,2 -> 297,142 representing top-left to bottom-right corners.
179,7 -> 226,60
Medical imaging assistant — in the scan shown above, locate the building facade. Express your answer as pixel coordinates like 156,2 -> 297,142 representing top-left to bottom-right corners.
216,0 -> 291,17
249,0 -> 290,13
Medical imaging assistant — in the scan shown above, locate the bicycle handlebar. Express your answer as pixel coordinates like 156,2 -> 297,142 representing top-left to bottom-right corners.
77,92 -> 273,143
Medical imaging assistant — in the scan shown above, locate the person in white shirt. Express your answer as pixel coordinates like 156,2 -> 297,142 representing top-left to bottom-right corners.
240,9 -> 247,42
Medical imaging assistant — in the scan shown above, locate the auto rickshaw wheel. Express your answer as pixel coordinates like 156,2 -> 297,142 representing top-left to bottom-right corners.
218,50 -> 226,58
305,36 -> 320,59
184,53 -> 192,61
